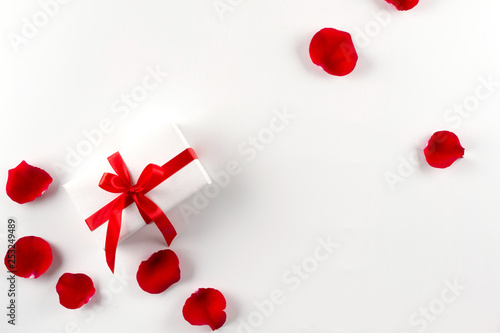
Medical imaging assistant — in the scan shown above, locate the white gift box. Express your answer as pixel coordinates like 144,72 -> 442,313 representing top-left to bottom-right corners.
64,123 -> 211,247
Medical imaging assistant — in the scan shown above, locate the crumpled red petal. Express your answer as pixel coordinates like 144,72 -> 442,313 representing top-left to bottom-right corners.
4,236 -> 52,279
182,288 -> 227,331
424,131 -> 465,168
6,161 -> 53,204
56,273 -> 96,309
385,0 -> 419,11
309,28 -> 358,76
136,249 -> 181,294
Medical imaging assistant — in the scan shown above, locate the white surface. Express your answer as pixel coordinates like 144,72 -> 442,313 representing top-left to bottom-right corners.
64,123 -> 211,247
1,1 -> 500,333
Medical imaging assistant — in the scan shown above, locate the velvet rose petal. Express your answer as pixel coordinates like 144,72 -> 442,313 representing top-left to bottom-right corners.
183,288 -> 227,331
56,273 -> 96,309
309,28 -> 358,76
424,131 -> 465,168
6,161 -> 53,204
385,0 -> 419,11
4,236 -> 52,278
136,249 -> 180,294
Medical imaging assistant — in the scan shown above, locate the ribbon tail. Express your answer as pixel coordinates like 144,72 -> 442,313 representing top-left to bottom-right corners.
135,194 -> 177,246
153,212 -> 177,246
105,197 -> 126,273
86,194 -> 134,232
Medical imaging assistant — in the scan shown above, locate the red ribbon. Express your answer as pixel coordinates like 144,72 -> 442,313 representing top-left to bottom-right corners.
85,148 -> 197,273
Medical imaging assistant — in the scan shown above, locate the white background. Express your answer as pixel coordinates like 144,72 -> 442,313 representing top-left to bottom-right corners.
1,0 -> 500,332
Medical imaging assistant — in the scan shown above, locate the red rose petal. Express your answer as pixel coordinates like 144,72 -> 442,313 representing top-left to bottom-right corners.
183,288 -> 227,331
56,273 -> 96,309
385,0 -> 419,11
4,236 -> 52,279
309,28 -> 358,76
424,131 -> 465,168
136,249 -> 181,294
6,161 -> 53,204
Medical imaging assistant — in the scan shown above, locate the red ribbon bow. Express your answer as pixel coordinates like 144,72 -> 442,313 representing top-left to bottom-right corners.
85,148 -> 197,273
